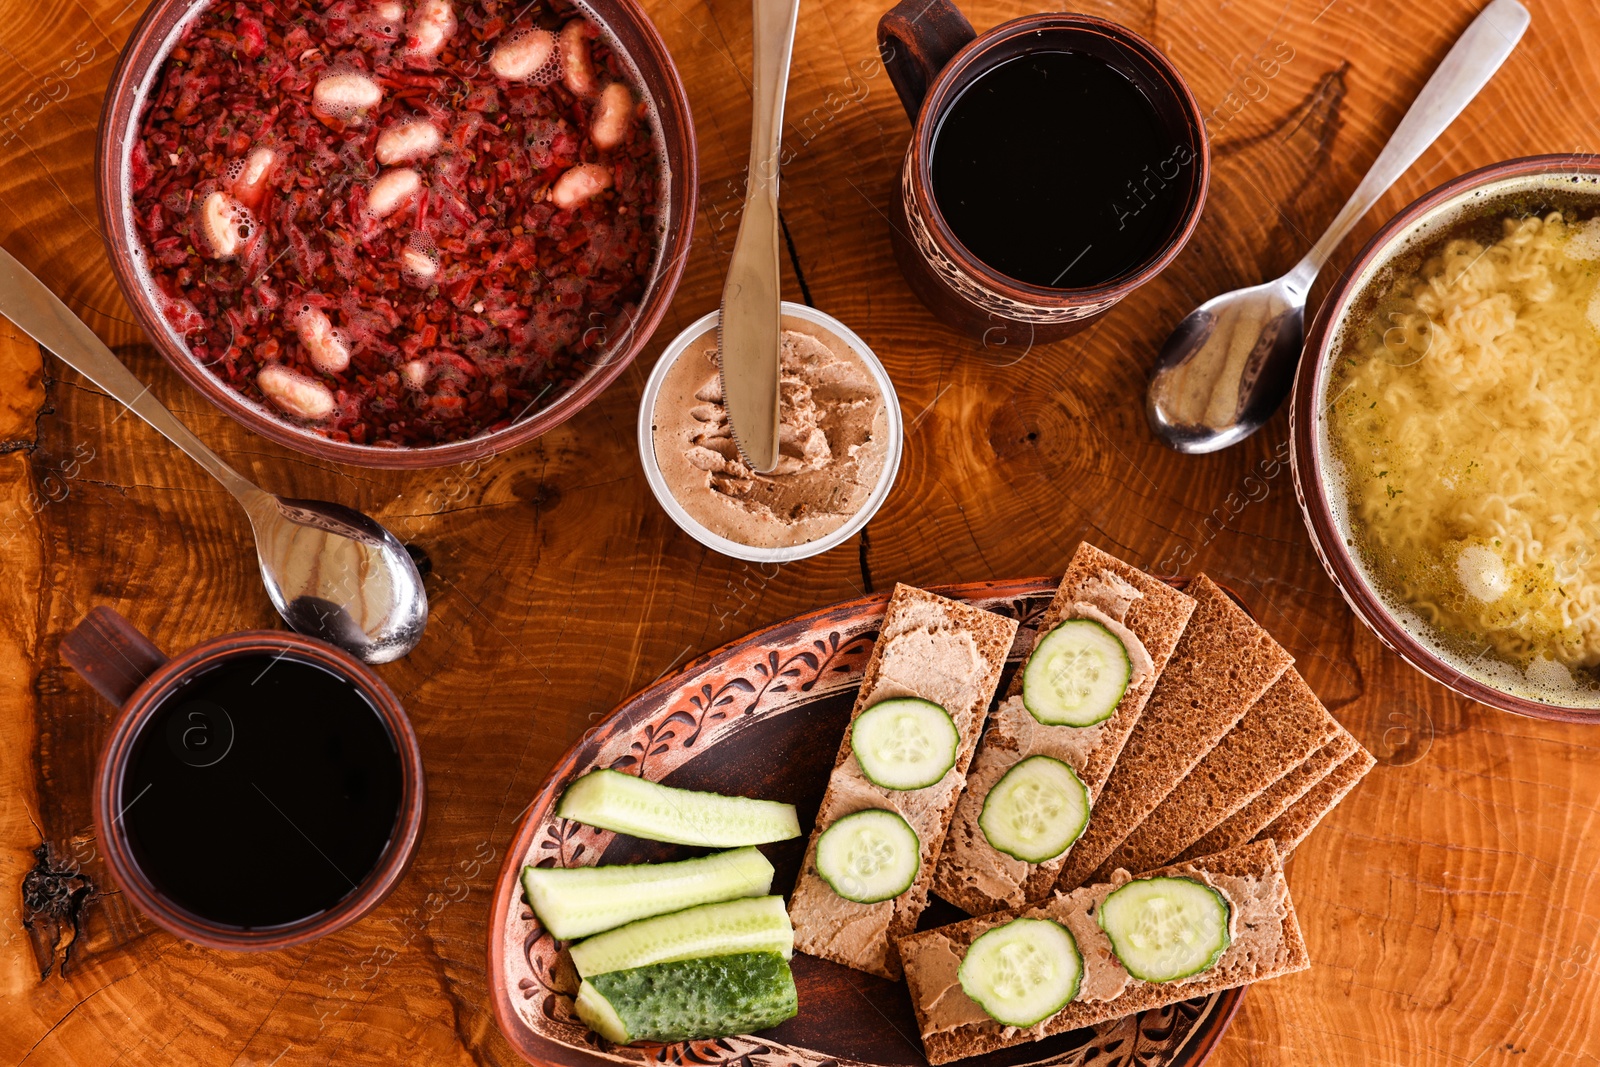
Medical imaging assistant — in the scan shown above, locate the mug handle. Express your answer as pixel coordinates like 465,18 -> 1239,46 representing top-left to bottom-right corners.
877,0 -> 977,120
61,606 -> 168,706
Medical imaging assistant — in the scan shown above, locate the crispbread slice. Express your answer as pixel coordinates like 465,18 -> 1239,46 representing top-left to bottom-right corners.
1052,576 -> 1294,891
788,584 -> 1018,979
932,544 -> 1197,914
1089,668 -> 1338,881
1001,545 -> 1199,777
1256,741 -> 1377,854
1179,726 -> 1359,861
899,840 -> 1309,1065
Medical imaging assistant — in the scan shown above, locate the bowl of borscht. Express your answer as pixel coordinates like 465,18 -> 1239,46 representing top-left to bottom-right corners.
96,0 -> 696,467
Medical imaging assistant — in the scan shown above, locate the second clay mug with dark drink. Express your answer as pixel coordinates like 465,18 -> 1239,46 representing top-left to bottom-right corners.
62,607 -> 426,951
877,0 -> 1211,347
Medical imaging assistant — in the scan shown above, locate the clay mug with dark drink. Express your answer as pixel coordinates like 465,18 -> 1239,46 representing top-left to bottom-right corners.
877,0 -> 1210,347
62,607 -> 425,950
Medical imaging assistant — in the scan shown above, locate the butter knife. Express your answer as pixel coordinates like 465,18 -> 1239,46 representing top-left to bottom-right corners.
717,0 -> 801,474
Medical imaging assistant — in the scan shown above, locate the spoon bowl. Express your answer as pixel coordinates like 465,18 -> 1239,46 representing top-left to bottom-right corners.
1147,270 -> 1309,453
1145,0 -> 1529,452
248,495 -> 428,665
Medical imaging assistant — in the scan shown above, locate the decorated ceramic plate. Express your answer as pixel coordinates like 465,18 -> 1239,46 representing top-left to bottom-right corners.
488,577 -> 1244,1067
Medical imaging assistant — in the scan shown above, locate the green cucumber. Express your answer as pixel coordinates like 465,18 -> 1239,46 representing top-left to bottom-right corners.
522,846 -> 773,941
1023,619 -> 1133,727
850,697 -> 960,790
557,769 -> 801,847
957,918 -> 1082,1027
814,808 -> 919,903
569,896 -> 794,977
978,755 -> 1090,863
574,951 -> 799,1044
1097,876 -> 1231,983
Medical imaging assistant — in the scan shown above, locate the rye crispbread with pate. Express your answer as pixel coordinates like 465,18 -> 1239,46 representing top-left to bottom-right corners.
1089,667 -> 1339,881
788,583 -> 1017,980
1178,725 -> 1361,861
899,840 -> 1309,1065
932,544 -> 1196,914
1052,576 -> 1294,891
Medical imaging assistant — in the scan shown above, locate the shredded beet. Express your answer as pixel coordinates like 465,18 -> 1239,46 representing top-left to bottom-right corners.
131,0 -> 662,448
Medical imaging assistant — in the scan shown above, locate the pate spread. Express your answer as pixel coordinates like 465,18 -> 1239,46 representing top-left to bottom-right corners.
1077,570 -> 1146,621
1057,882 -> 1131,1002
651,322 -> 889,549
873,610 -> 984,715
935,574 -> 1155,909
905,862 -> 1289,1036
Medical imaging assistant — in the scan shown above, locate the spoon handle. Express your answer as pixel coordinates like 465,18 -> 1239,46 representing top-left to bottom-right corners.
1295,0 -> 1530,285
0,245 -> 261,502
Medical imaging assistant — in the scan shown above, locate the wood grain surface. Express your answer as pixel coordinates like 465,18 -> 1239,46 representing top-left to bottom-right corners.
1,0 -> 1597,1065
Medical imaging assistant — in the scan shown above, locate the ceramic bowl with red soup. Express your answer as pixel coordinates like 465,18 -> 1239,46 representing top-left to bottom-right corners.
102,0 -> 694,465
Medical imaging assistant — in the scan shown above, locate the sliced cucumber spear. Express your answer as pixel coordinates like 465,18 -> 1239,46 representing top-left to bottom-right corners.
979,755 -> 1090,863
1023,619 -> 1133,727
522,846 -> 774,941
850,697 -> 960,790
957,918 -> 1083,1027
575,950 -> 798,1044
557,768 -> 801,846
1097,876 -> 1231,983
569,895 -> 794,978
815,808 -> 920,904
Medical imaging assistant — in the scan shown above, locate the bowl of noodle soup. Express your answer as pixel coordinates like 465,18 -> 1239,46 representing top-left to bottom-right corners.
1294,155 -> 1600,723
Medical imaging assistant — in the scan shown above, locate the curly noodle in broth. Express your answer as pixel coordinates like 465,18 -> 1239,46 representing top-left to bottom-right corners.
1328,212 -> 1600,693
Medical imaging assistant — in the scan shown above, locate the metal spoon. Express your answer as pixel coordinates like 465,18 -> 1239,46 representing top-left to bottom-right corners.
0,246 -> 428,664
716,0 -> 802,474
1147,0 -> 1530,453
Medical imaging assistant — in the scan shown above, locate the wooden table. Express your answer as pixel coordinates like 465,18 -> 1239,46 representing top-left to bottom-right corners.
3,0 -> 1598,1063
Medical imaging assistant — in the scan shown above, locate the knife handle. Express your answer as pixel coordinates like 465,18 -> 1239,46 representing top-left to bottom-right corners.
749,0 -> 800,196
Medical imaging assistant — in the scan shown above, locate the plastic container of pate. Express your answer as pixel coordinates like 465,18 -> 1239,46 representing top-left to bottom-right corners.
636,302 -> 903,564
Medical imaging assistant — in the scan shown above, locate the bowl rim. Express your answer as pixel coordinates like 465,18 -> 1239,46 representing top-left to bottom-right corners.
92,630 -> 426,950
906,11 -> 1211,306
635,302 -> 904,564
1292,152 -> 1600,724
93,0 -> 698,470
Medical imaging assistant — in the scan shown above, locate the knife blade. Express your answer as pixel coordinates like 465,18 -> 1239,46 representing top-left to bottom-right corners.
716,0 -> 801,475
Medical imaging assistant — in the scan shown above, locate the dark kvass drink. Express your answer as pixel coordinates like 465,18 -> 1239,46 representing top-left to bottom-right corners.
930,50 -> 1190,288
120,653 -> 404,929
